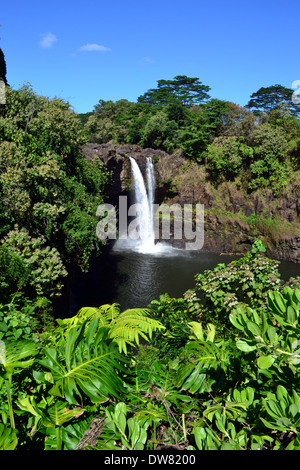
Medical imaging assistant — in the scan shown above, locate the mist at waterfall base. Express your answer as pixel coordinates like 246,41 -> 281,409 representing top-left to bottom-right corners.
114,156 -> 174,255
57,157 -> 300,317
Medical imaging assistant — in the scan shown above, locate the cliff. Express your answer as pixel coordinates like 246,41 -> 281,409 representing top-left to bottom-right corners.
82,143 -> 300,263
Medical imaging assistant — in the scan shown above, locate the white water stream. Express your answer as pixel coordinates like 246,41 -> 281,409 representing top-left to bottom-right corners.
114,156 -> 173,255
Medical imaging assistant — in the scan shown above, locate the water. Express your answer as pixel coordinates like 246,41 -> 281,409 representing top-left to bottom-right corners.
114,156 -> 172,255
56,157 -> 300,317
115,156 -> 155,253
60,248 -> 300,317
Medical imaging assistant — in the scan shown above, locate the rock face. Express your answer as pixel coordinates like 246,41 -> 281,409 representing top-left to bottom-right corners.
82,143 -> 300,263
83,143 -> 184,189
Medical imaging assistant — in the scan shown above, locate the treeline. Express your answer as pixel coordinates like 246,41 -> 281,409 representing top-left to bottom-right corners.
80,76 -> 300,192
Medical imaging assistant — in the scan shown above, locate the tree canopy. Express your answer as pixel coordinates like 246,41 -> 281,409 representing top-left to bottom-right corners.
0,48 -> 8,85
246,84 -> 300,117
137,75 -> 211,107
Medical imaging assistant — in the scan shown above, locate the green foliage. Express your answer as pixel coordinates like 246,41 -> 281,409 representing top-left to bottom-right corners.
96,402 -> 149,450
178,99 -> 229,159
247,84 -> 300,117
54,303 -> 165,354
0,423 -> 18,450
205,135 -> 253,180
0,84 -> 110,277
261,385 -> 300,433
230,286 -> 300,368
249,123 -> 288,190
1,226 -> 67,299
140,110 -> 179,152
137,75 -> 211,107
149,294 -> 197,357
0,294 -> 51,342
0,272 -> 299,450
176,338 -> 231,394
37,319 -> 128,405
0,245 -> 30,302
193,244 -> 281,330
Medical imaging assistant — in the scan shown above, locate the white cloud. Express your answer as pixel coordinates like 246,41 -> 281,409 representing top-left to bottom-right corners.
39,32 -> 57,49
139,56 -> 154,64
78,43 -> 110,52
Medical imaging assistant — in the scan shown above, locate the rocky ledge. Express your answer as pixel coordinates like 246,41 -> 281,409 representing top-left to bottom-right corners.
82,143 -> 300,264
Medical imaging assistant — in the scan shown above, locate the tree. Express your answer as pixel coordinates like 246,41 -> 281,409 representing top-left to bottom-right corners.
0,84 -> 110,272
205,136 -> 253,181
140,110 -> 179,152
178,99 -> 229,159
137,75 -> 210,107
218,102 -> 256,143
247,84 -> 300,117
0,48 -> 8,85
249,123 -> 288,190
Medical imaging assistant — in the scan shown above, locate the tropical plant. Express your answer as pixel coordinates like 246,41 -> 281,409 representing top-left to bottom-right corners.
95,402 -> 149,450
229,286 -> 300,369
37,319 -> 129,405
149,294 -> 197,357
193,242 -> 281,332
205,135 -> 253,181
0,338 -> 39,429
0,423 -> 18,450
247,84 -> 300,117
54,303 -> 165,354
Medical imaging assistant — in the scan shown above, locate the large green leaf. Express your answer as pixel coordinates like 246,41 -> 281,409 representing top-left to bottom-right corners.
257,354 -> 275,370
177,340 -> 230,393
43,400 -> 85,427
38,319 -> 129,404
0,424 -> 18,450
0,339 -> 38,377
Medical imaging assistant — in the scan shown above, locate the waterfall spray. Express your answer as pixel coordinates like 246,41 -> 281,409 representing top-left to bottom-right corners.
112,156 -> 176,255
129,157 -> 155,252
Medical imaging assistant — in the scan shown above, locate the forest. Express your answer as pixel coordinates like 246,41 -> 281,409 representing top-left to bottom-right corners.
80,76 -> 300,194
0,48 -> 300,451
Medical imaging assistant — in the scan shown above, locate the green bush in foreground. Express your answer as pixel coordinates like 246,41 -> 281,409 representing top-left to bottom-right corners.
0,248 -> 299,450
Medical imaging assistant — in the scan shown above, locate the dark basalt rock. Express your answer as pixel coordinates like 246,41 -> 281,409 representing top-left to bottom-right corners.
82,143 -> 300,263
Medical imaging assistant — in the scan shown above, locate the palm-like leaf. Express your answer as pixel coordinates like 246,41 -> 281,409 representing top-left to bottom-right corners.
0,424 -> 18,450
39,319 -> 129,404
203,401 -> 247,422
44,400 -> 85,427
0,340 -> 38,377
177,340 -> 230,393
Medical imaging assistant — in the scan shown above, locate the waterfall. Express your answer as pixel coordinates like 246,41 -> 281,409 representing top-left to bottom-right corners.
129,156 -> 156,253
113,156 -> 173,255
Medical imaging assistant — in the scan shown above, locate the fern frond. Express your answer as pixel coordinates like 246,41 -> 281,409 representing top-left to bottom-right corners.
109,309 -> 165,354
54,304 -> 164,355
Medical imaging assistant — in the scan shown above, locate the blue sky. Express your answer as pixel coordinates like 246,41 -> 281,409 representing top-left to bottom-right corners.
1,0 -> 300,113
